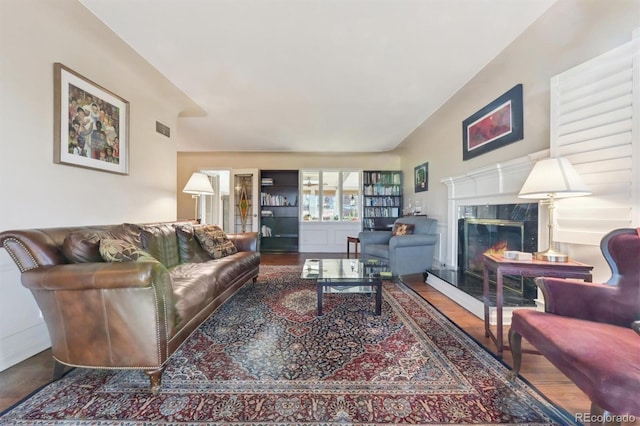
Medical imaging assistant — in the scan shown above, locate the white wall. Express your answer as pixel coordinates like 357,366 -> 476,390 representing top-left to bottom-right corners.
396,0 -> 639,282
0,0 -> 202,370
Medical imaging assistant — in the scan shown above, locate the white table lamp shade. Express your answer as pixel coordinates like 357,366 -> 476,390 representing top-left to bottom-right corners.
183,172 -> 215,195
518,157 -> 590,199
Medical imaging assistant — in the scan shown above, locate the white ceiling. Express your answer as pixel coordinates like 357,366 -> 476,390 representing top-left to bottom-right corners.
80,0 -> 556,153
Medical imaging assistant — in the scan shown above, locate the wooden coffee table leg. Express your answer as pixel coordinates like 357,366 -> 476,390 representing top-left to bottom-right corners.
375,280 -> 382,315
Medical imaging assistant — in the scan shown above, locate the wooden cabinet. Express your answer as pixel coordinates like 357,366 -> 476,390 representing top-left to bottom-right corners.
362,171 -> 402,231
260,170 -> 299,252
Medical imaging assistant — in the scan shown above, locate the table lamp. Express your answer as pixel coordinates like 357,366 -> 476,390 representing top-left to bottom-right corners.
183,172 -> 215,222
518,157 -> 590,262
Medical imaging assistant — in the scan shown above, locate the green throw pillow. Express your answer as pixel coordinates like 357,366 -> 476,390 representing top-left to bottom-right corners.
193,225 -> 238,259
99,238 -> 158,263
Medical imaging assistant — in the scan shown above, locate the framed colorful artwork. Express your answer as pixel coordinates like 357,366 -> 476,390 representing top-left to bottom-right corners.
462,84 -> 523,161
414,162 -> 428,193
54,63 -> 130,174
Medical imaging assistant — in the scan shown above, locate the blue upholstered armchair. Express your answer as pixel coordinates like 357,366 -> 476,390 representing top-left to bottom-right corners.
358,216 -> 438,276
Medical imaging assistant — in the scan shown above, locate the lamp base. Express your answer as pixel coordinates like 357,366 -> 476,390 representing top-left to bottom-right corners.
534,249 -> 569,263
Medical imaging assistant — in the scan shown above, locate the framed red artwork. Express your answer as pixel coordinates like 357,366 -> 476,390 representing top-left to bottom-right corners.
462,84 -> 523,161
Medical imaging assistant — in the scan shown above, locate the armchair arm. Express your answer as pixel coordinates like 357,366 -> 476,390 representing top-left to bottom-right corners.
358,231 -> 392,246
389,234 -> 438,249
535,277 -> 624,325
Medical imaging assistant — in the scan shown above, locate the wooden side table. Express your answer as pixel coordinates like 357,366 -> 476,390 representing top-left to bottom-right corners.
347,236 -> 360,258
483,253 -> 593,357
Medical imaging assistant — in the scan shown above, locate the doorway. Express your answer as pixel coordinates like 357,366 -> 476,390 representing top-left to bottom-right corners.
200,170 -> 230,232
200,168 -> 260,234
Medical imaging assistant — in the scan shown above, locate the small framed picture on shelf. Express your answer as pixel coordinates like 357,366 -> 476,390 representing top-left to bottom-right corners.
414,162 -> 428,193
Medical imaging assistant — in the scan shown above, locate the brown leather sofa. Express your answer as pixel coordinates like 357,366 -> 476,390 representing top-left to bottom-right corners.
0,222 -> 260,393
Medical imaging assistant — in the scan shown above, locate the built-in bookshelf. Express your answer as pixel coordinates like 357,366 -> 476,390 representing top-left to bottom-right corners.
362,171 -> 402,231
260,170 -> 299,252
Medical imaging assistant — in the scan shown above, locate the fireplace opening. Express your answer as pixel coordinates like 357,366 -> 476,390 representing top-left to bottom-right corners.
463,218 -> 527,294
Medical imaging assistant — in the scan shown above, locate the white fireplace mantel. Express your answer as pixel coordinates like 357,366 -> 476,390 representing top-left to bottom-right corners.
440,149 -> 549,269
427,149 -> 550,323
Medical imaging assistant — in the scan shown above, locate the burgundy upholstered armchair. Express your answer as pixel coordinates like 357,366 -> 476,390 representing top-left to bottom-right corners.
508,228 -> 640,423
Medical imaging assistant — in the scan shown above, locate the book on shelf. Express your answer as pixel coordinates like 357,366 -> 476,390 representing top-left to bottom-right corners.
261,225 -> 272,236
261,193 -> 295,206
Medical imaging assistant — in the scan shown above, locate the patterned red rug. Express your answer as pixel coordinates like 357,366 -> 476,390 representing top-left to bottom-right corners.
1,265 -> 576,425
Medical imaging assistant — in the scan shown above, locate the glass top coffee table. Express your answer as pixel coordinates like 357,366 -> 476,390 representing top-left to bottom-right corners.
301,259 -> 391,316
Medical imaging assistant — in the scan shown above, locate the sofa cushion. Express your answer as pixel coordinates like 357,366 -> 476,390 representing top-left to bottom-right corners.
174,223 -> 211,263
193,225 -> 238,259
138,223 -> 181,268
169,251 -> 260,329
62,224 -> 141,263
99,238 -> 158,263
392,222 -> 415,236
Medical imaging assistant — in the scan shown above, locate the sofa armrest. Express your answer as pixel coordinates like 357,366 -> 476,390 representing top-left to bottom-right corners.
358,231 -> 392,246
227,232 -> 259,252
535,277 -> 621,323
1,231 -> 66,272
21,261 -> 166,291
389,234 -> 438,249
20,261 -> 176,368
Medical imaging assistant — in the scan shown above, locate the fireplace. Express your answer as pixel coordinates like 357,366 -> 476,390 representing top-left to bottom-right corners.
433,153 -> 546,319
462,218 -> 529,295
457,203 -> 538,300
463,218 -> 524,273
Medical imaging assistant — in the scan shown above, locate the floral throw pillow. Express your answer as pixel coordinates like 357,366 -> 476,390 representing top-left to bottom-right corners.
99,238 -> 158,263
193,225 -> 238,259
392,223 -> 415,236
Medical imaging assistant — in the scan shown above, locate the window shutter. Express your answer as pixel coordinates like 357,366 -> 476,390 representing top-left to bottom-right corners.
550,29 -> 639,245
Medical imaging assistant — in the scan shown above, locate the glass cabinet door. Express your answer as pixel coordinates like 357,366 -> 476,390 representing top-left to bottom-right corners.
231,169 -> 259,233
301,170 -> 361,222
322,171 -> 339,221
301,171 -> 321,221
341,171 -> 360,222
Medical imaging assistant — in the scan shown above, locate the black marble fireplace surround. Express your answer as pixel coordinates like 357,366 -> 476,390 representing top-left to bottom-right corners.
429,203 -> 539,307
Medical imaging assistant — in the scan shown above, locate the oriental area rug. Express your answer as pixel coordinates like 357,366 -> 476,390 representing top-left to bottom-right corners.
1,265 -> 576,425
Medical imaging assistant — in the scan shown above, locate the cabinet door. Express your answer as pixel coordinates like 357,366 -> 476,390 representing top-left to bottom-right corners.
230,169 -> 260,233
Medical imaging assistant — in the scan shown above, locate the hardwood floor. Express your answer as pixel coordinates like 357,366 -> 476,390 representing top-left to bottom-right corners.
0,252 -> 610,423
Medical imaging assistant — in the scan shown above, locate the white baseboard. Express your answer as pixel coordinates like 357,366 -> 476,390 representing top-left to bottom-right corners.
0,322 -> 51,372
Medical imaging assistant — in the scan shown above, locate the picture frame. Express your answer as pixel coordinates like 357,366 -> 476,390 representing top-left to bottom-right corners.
414,162 -> 428,193
54,63 -> 129,175
462,84 -> 523,161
